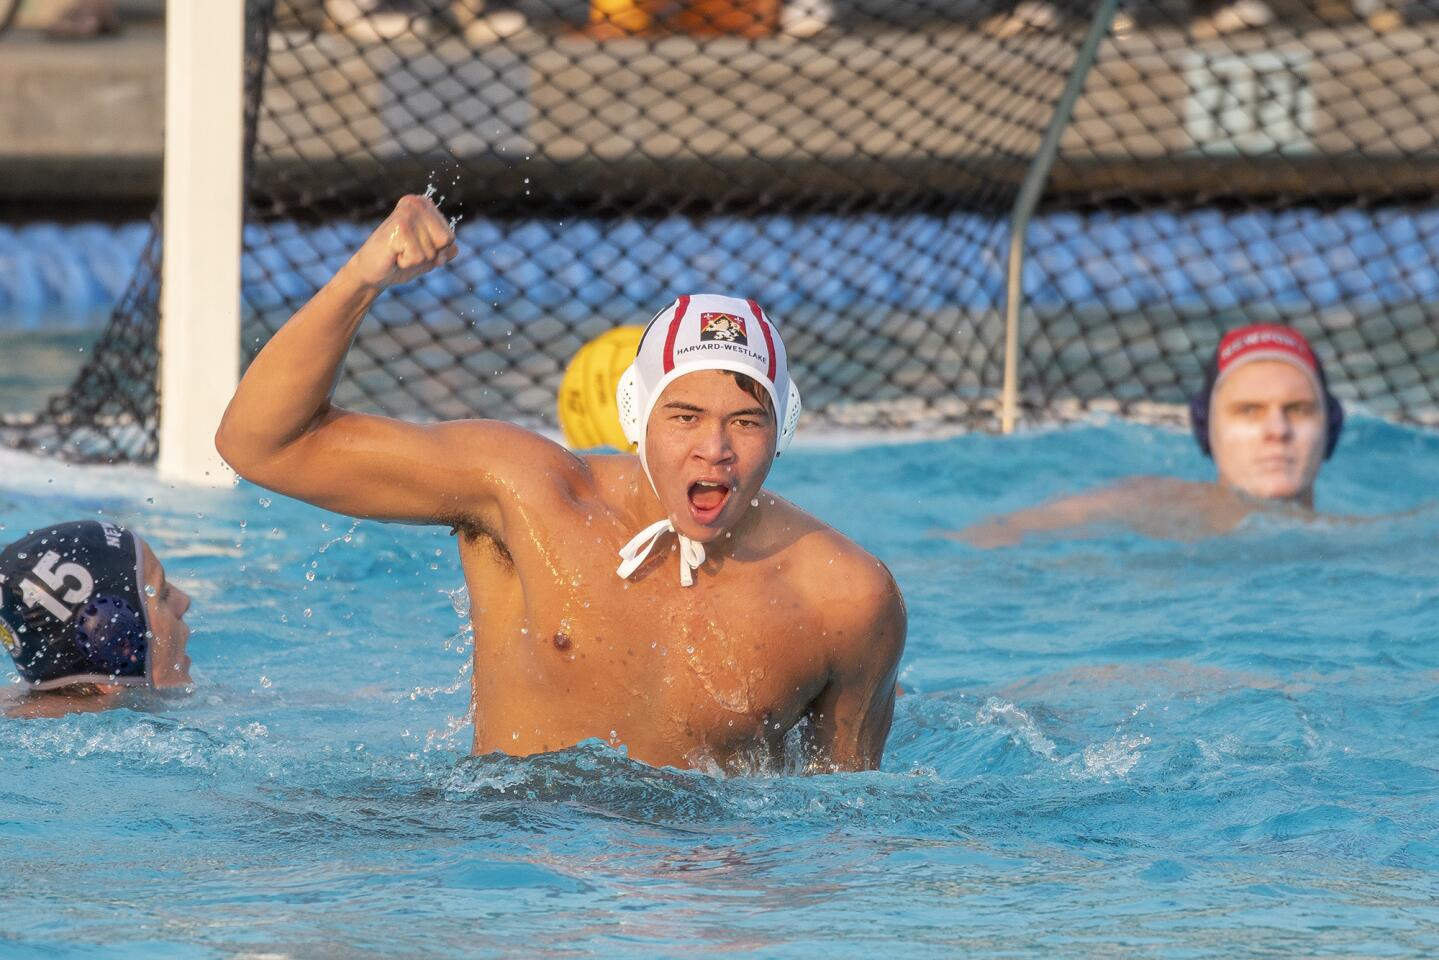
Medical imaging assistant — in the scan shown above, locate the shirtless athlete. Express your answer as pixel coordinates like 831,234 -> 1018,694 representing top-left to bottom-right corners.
957,324 -> 1346,546
216,194 -> 906,773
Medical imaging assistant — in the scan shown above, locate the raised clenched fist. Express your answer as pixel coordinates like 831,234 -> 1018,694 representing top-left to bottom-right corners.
344,194 -> 459,291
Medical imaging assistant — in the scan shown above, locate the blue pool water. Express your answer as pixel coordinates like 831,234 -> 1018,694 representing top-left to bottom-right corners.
2,418 -> 1437,957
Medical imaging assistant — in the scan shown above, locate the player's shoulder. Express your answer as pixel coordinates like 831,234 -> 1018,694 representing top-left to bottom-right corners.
433,419 -> 597,495
1100,474 -> 1208,504
1113,474 -> 1202,493
781,511 -> 902,628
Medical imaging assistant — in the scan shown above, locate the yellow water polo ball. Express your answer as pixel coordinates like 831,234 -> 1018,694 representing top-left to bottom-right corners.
556,325 -> 644,450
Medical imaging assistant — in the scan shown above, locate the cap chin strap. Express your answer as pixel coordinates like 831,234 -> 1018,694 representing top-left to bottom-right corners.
612,363 -> 799,588
616,518 -> 706,587
616,431 -> 709,586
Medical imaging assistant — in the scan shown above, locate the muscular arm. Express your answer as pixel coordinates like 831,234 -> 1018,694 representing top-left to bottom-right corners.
2,687 -> 126,719
950,486 -> 1133,548
804,555 -> 907,772
949,476 -> 1197,548
216,195 -> 583,525
951,476 -> 1267,547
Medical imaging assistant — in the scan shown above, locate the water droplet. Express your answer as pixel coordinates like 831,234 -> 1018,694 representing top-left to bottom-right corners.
686,645 -> 695,654
511,731 -> 520,740
259,675 -> 272,688
305,570 -> 315,582
259,497 -> 272,508
303,608 -> 313,619
750,498 -> 759,507
144,585 -> 157,598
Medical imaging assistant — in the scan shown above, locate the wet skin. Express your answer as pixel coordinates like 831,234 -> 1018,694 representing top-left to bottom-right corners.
137,536 -> 193,688
1208,360 -> 1325,506
217,194 -> 906,772
953,360 -> 1329,548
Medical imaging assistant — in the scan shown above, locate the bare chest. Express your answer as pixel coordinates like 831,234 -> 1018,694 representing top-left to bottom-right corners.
457,527 -> 829,764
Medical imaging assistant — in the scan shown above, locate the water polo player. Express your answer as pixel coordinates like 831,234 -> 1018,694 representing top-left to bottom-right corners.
1,520 -> 193,716
957,323 -> 1345,546
217,193 -> 905,772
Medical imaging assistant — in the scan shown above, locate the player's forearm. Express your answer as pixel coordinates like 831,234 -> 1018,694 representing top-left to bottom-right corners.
956,494 -> 1108,547
215,262 -> 378,469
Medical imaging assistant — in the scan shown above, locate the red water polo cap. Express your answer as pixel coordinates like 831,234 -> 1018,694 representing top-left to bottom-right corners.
1215,324 -> 1320,384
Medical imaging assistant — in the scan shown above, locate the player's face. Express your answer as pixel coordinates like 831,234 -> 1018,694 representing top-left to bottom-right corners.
137,538 -> 192,688
1210,360 -> 1326,503
644,370 -> 777,542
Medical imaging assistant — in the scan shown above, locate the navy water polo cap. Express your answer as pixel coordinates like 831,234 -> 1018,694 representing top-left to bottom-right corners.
1190,323 -> 1344,460
0,520 -> 151,690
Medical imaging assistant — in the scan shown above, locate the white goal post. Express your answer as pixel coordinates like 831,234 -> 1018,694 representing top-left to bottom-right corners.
156,0 -> 245,486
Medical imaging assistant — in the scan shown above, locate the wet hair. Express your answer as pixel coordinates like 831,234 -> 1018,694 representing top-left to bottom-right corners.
727,371 -> 775,416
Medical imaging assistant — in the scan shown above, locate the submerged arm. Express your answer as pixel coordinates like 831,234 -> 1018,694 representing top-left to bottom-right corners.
805,558 -> 906,772
950,478 -> 1175,548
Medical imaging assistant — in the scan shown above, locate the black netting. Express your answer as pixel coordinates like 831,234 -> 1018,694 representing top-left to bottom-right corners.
0,216 -> 162,462
1028,0 -> 1439,425
8,0 -> 1438,463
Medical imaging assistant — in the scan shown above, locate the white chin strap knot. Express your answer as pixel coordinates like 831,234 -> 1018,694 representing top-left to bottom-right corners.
616,518 -> 706,587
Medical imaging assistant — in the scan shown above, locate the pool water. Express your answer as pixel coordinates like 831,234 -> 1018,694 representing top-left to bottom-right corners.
2,417 -> 1437,957
0,327 -> 102,414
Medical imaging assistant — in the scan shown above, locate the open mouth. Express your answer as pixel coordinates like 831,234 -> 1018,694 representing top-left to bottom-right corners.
687,479 -> 732,524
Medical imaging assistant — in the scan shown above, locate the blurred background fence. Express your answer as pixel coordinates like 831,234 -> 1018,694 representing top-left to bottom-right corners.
5,0 -> 1438,462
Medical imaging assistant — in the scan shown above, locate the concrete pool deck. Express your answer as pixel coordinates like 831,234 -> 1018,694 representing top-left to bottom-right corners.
3,8 -> 1439,215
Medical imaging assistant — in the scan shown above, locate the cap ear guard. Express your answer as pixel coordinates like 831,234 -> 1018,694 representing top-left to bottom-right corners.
1189,387 -> 1213,458
72,594 -> 148,677
1189,374 -> 1345,460
777,380 -> 802,455
616,364 -> 641,448
1322,392 -> 1344,460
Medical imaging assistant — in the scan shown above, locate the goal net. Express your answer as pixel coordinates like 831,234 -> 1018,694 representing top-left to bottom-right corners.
7,0 -> 1438,463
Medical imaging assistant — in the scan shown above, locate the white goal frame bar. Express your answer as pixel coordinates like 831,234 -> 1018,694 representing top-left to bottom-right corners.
157,0 -> 245,486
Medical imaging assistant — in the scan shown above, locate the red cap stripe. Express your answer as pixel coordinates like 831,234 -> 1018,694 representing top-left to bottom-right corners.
1216,324 -> 1318,376
747,299 -> 777,383
662,295 -> 691,374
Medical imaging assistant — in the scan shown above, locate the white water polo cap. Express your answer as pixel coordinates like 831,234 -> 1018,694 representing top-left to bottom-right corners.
614,294 -> 802,587
617,294 -> 802,457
